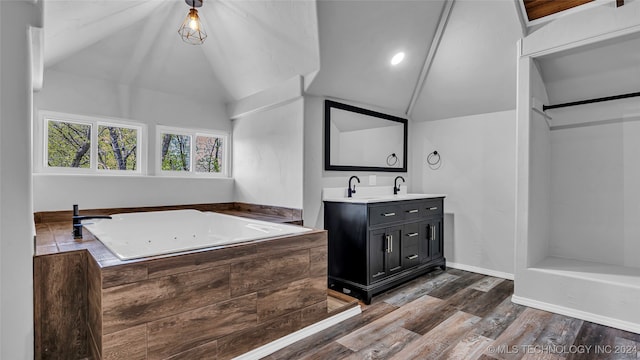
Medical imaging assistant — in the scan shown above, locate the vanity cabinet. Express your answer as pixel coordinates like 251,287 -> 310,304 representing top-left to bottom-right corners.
369,226 -> 403,282
324,197 -> 445,304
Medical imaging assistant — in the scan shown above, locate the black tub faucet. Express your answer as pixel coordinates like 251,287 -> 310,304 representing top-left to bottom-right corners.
394,176 -> 405,195
348,176 -> 360,198
72,204 -> 112,239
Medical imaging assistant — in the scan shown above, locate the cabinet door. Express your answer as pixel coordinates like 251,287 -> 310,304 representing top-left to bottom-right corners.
418,221 -> 431,263
369,227 -> 403,283
428,217 -> 444,260
369,229 -> 387,283
387,226 -> 403,275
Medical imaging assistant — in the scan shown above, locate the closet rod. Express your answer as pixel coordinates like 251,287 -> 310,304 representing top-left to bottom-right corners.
543,91 -> 640,111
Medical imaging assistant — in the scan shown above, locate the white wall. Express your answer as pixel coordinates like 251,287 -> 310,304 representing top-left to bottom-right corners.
526,62 -> 552,267
410,110 -> 516,276
33,175 -> 233,211
303,95 -> 409,229
232,98 -> 304,209
0,1 -> 40,358
549,99 -> 640,268
33,69 -> 234,211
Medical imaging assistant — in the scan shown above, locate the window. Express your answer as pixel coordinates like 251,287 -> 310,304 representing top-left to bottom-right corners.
98,125 -> 139,171
195,135 -> 224,173
161,133 -> 191,171
47,120 -> 92,169
38,112 -> 228,178
40,112 -> 144,174
157,126 -> 228,176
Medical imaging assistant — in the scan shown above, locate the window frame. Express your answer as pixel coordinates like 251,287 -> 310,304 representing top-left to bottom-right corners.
37,111 -> 146,175
156,125 -> 229,178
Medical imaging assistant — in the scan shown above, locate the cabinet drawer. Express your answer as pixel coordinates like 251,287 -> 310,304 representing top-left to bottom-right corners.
369,204 -> 403,226
402,223 -> 421,268
403,222 -> 421,248
422,199 -> 443,217
402,245 -> 420,268
401,202 -> 424,221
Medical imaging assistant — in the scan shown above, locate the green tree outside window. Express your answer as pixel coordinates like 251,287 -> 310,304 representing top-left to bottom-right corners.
161,134 -> 191,171
195,135 -> 223,173
98,125 -> 138,170
47,121 -> 91,168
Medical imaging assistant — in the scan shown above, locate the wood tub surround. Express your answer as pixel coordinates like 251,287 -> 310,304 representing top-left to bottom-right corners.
34,251 -> 88,359
86,230 -> 328,360
33,204 -> 345,360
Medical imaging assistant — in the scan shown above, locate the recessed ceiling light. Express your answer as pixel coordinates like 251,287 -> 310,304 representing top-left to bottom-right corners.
390,52 -> 405,66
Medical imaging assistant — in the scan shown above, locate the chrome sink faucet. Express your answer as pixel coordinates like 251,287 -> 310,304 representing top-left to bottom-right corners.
394,176 -> 405,195
72,204 -> 112,239
348,176 -> 360,198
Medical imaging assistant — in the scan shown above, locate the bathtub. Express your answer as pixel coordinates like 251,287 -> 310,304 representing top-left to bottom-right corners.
83,209 -> 312,260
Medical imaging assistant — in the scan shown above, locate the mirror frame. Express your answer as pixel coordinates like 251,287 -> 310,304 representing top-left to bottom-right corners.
324,100 -> 408,172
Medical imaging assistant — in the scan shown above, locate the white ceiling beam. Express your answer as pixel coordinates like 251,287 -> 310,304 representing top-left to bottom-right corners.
30,26 -> 44,91
513,0 -> 528,37
227,75 -> 303,120
405,0 -> 455,117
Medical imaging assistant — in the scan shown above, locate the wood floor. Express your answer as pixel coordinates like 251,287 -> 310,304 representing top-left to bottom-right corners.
267,268 -> 640,360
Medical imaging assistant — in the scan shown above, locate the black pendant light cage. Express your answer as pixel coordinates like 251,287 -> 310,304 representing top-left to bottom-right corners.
178,0 -> 208,45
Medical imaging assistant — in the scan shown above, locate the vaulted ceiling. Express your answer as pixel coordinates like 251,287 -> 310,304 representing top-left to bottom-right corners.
45,0 -> 319,102
306,0 -> 447,112
412,0 -> 523,121
44,0 -> 628,122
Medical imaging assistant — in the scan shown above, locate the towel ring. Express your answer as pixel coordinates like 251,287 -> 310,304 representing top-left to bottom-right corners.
427,151 -> 441,167
386,153 -> 398,166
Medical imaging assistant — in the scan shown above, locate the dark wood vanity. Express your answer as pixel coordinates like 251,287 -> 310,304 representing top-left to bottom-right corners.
324,196 -> 445,304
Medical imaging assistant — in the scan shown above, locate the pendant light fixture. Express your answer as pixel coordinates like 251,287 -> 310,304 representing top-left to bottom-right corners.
178,0 -> 207,45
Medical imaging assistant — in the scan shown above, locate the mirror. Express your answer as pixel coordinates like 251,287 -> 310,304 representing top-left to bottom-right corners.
325,100 -> 407,172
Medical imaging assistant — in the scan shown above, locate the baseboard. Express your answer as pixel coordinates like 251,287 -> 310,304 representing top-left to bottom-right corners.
511,295 -> 640,334
447,262 -> 514,280
233,305 -> 362,360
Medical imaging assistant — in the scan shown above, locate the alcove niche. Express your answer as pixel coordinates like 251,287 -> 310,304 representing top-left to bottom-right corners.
514,26 -> 640,333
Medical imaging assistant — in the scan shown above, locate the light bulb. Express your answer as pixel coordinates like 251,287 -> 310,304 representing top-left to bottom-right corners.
189,17 -> 199,31
391,52 -> 405,66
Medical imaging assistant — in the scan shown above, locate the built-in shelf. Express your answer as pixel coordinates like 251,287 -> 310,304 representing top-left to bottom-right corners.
530,256 -> 640,289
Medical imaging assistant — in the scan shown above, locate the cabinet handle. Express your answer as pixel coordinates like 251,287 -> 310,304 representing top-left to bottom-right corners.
407,232 -> 419,237
373,271 -> 385,278
407,209 -> 419,214
407,254 -> 418,260
430,225 -> 436,241
382,212 -> 396,217
427,207 -> 438,211
385,235 -> 393,253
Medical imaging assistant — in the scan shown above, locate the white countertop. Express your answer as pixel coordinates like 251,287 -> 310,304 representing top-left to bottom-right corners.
322,186 -> 445,204
323,193 -> 446,204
